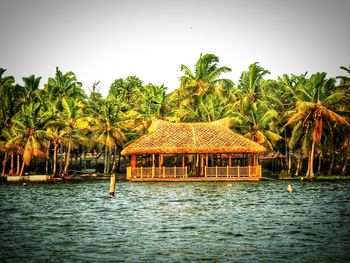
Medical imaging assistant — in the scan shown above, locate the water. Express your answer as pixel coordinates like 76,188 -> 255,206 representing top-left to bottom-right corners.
0,180 -> 350,262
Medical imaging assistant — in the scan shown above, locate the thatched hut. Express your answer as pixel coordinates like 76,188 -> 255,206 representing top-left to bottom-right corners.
121,118 -> 266,181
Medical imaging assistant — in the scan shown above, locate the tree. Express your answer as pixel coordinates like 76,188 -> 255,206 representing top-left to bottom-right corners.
60,97 -> 91,176
167,53 -> 233,122
286,72 -> 350,178
9,101 -> 53,176
238,62 -> 270,104
179,53 -> 233,99
232,101 -> 282,149
91,99 -> 126,174
0,68 -> 15,130
45,67 -> 86,105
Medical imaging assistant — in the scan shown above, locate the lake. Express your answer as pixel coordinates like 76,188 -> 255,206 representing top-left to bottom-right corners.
0,180 -> 349,262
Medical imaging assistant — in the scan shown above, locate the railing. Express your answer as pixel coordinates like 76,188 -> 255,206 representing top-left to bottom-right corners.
127,165 -> 262,180
127,166 -> 188,180
205,165 -> 262,178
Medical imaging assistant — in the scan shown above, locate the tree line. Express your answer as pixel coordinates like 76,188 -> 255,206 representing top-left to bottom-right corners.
1,54 -> 349,178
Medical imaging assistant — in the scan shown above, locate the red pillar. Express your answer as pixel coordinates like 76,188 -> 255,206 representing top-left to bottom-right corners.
131,155 -> 137,168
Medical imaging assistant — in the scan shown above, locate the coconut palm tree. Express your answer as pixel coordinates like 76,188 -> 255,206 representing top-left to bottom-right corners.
180,53 -> 233,96
0,68 -> 15,130
238,62 -> 270,105
232,101 -> 282,149
9,101 -> 53,176
173,54 -> 233,107
60,97 -> 91,176
18,75 -> 42,104
91,99 -> 126,174
45,67 -> 86,105
286,72 -> 350,178
108,76 -> 143,103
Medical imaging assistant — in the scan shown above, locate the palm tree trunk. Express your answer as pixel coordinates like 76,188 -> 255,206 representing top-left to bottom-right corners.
306,152 -> 310,178
19,159 -> 25,177
287,149 -> 292,175
59,146 -> 63,176
16,152 -> 20,175
10,151 -> 14,175
2,152 -> 8,176
45,146 -> 50,175
294,154 -> 301,176
327,149 -> 336,176
111,146 -> 117,173
104,147 -> 108,174
341,148 -> 349,176
63,136 -> 72,176
308,136 -> 316,178
52,143 -> 58,177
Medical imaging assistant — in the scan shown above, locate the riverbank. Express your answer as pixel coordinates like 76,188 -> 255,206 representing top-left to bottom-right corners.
2,172 -> 350,183
0,173 -> 127,183
275,174 -> 350,181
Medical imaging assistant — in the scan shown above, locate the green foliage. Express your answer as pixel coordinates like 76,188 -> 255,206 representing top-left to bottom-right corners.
1,58 -> 350,176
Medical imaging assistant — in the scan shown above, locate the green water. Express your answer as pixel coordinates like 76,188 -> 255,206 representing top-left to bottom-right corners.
0,180 -> 349,262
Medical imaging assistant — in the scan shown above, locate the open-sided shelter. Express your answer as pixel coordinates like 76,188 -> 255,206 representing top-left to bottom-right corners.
121,118 -> 266,181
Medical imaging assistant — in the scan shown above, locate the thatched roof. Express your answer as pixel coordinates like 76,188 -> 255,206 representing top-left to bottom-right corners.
121,118 -> 266,155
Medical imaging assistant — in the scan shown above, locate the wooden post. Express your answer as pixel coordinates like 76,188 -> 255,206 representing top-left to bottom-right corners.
216,166 -> 218,178
228,154 -> 232,167
200,154 -> 204,176
182,155 -> 185,167
140,166 -> 143,179
174,166 -> 176,178
238,165 -> 240,177
163,166 -> 165,178
159,154 -> 163,168
227,166 -> 229,177
126,167 -> 131,180
253,154 -> 257,167
248,165 -> 251,177
131,155 -> 136,168
109,174 -> 116,198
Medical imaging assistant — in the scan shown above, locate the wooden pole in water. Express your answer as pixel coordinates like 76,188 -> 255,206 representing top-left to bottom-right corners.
109,174 -> 116,198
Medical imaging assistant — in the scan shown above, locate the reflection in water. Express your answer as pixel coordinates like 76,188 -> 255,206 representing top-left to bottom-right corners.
0,181 -> 350,262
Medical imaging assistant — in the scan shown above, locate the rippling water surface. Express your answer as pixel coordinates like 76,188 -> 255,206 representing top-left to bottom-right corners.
0,180 -> 350,262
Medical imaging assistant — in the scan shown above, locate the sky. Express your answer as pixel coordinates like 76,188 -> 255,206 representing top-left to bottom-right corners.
1,0 -> 349,97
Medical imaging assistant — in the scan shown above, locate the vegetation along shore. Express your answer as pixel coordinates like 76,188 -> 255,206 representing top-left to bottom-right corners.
1,54 -> 349,180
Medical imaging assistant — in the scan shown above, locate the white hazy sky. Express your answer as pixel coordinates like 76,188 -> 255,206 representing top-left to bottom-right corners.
1,0 -> 349,97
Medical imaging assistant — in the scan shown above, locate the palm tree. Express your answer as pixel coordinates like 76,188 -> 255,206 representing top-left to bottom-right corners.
45,67 -> 86,105
179,53 -> 233,99
238,62 -> 270,104
9,101 -> 53,176
286,72 -> 350,178
167,53 -> 233,122
60,97 -> 91,176
108,76 -> 143,103
277,74 -> 308,175
18,75 -> 42,104
91,99 -> 126,174
232,101 -> 282,149
0,68 -> 15,130
172,94 -> 232,123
